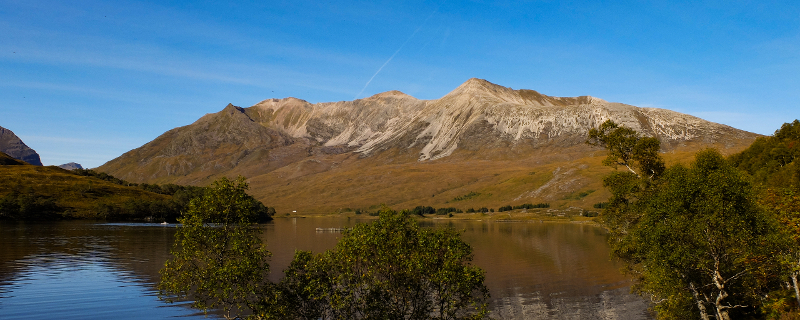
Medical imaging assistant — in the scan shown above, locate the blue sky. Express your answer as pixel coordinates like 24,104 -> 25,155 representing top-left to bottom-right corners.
2,0 -> 799,168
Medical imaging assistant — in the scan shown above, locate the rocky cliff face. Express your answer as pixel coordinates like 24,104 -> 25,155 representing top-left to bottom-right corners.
247,78 -> 754,161
0,126 -> 42,166
97,79 -> 761,212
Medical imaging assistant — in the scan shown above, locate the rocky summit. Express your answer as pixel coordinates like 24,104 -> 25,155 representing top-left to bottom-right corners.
0,126 -> 42,166
98,79 -> 760,213
58,162 -> 83,170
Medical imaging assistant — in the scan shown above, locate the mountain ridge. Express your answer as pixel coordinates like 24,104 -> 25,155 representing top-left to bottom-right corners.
0,126 -> 42,166
97,78 -> 760,213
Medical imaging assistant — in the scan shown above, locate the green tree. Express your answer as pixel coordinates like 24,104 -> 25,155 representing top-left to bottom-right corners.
590,121 -> 785,319
729,119 -> 800,189
158,176 -> 272,320
587,119 -> 665,179
759,188 -> 800,314
262,208 -> 489,320
629,150 -> 784,320
729,119 -> 800,314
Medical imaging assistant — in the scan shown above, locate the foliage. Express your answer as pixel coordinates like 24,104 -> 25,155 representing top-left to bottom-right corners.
73,168 -> 138,186
729,119 -> 800,312
591,121 -> 788,319
262,208 -> 489,320
729,120 -> 800,189
593,202 -> 608,209
451,192 -> 481,202
630,150 -> 784,319
587,119 -> 665,179
436,207 -> 462,215
0,188 -> 60,220
498,203 -> 554,212
159,176 -> 273,320
412,205 -> 436,216
409,206 -> 463,216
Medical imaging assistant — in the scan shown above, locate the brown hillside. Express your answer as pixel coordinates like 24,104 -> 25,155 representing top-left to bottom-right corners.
0,164 -> 168,219
97,79 -> 760,213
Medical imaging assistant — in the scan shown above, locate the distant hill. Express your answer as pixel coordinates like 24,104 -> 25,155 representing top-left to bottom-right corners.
58,162 -> 83,170
0,126 -> 42,166
98,78 -> 761,214
0,158 -> 172,220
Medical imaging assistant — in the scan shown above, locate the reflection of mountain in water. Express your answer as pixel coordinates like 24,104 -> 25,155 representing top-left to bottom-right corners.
0,220 -> 652,320
426,220 -> 652,319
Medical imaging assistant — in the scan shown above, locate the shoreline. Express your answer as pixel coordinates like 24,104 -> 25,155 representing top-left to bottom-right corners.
275,210 -> 601,226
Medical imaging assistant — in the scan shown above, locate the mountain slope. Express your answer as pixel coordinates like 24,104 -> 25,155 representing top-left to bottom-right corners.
0,160 -> 170,219
0,126 -> 42,166
98,79 -> 760,213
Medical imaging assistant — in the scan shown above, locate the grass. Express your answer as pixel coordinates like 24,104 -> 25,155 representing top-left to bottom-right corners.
0,164 -> 168,219
96,136 -> 757,216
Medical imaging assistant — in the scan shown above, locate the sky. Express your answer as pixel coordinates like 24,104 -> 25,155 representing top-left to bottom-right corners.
1,0 -> 799,168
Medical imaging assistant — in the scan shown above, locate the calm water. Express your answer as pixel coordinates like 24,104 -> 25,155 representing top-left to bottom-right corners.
0,218 -> 651,319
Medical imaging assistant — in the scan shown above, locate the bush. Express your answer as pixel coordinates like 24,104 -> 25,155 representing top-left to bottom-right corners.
0,189 -> 60,220
159,176 -> 272,319
511,203 -> 550,209
451,192 -> 481,202
411,206 -> 435,216
435,207 -> 459,215
593,202 -> 608,209
264,209 -> 489,319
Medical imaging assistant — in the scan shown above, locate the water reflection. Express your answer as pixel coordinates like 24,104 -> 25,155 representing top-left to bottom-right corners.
0,221 -> 208,319
0,219 -> 651,319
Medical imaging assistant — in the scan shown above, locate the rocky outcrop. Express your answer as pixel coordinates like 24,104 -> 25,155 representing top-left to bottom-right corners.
249,78 -> 757,161
58,162 -> 83,170
0,126 -> 42,166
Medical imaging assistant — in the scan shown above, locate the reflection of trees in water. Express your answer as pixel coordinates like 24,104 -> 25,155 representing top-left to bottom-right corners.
0,221 -> 177,293
0,220 -> 651,319
424,220 -> 651,319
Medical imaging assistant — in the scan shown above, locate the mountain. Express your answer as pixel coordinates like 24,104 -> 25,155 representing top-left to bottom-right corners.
0,126 -> 42,166
98,79 -> 760,213
0,151 -> 28,165
58,162 -> 84,170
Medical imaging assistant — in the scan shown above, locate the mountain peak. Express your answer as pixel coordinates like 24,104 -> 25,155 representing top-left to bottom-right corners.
58,162 -> 83,170
443,78 -> 520,102
457,78 -> 505,91
366,90 -> 417,100
0,126 -> 42,166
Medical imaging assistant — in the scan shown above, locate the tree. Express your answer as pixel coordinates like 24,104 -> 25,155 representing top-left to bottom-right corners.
759,188 -> 800,310
729,119 -> 800,313
589,121 -> 785,319
629,150 -> 784,320
159,176 -> 272,320
729,119 -> 800,189
587,119 -> 665,179
262,208 -> 489,320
